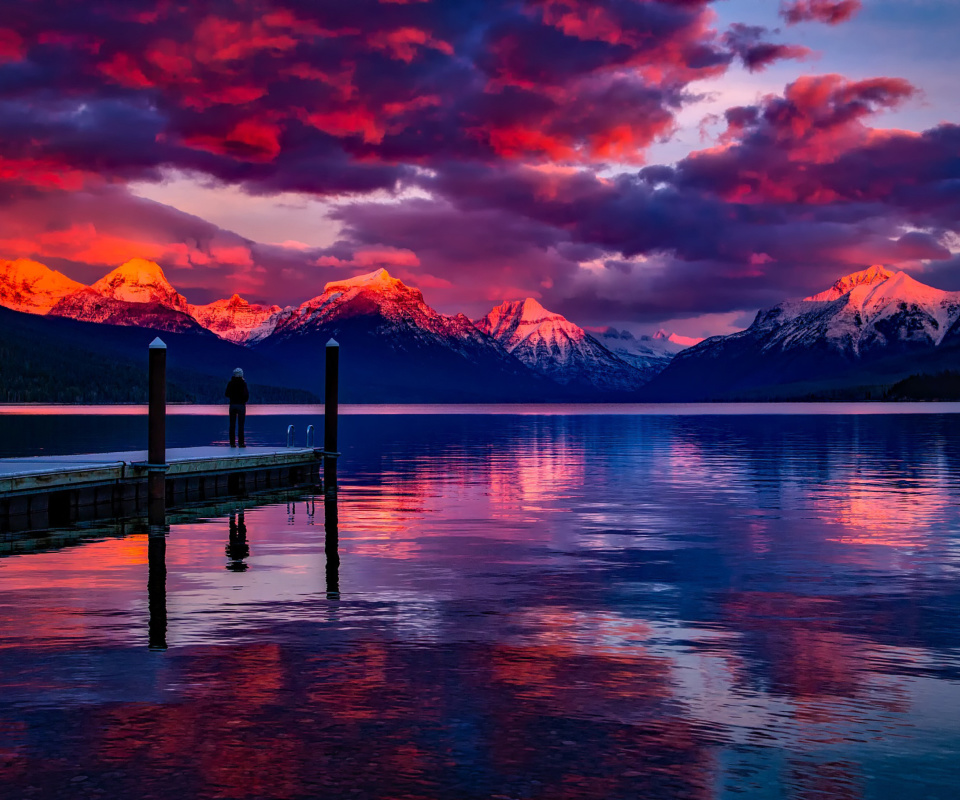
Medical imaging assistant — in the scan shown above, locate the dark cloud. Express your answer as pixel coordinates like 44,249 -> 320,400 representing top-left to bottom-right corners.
723,24 -> 811,72
0,0 -> 811,189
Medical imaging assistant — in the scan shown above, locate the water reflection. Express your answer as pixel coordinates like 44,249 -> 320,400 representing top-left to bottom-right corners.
325,491 -> 340,600
147,533 -> 167,651
1,413 -> 960,799
226,511 -> 249,572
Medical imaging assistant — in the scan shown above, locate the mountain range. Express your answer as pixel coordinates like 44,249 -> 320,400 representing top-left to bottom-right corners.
645,265 -> 960,400
0,257 -> 685,403
2,257 -> 956,403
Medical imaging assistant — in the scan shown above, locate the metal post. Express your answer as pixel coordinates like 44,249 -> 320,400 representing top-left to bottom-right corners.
148,338 -> 167,506
323,339 -> 340,492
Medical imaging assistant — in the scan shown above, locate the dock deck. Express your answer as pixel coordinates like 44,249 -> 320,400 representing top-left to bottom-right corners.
0,446 -> 322,532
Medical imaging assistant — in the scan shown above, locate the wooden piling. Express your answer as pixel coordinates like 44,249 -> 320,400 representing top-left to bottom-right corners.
148,338 -> 168,510
324,490 -> 340,599
323,338 -> 340,492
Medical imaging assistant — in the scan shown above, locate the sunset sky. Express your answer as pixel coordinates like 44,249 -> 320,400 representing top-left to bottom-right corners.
1,0 -> 958,337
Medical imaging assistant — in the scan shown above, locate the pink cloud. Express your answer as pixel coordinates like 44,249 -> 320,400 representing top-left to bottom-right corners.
780,0 -> 862,25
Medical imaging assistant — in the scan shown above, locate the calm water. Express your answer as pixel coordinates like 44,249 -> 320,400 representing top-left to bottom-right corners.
2,407 -> 960,799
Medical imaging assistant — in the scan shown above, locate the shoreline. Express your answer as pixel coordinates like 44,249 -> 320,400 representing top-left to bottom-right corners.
2,401 -> 960,416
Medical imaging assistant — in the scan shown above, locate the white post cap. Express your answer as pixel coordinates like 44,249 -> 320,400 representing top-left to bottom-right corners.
326,338 -> 339,347
149,337 -> 167,349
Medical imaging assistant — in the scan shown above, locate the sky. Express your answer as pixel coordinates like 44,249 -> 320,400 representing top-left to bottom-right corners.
1,0 -> 958,338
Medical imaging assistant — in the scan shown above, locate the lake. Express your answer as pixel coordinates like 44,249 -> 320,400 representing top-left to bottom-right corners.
1,405 -> 960,799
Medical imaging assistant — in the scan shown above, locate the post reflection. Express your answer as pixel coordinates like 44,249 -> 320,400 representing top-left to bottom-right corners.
147,532 -> 167,651
226,510 -> 249,572
325,490 -> 340,600
147,486 -> 168,651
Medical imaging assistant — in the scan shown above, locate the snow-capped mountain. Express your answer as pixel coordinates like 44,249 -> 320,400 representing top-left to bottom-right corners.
646,265 -> 960,400
89,258 -> 190,312
0,258 -> 84,314
656,330 -> 703,348
257,269 -> 555,402
49,259 -> 202,332
0,256 -> 720,400
269,269 -> 501,356
597,328 -> 695,374
760,264 -> 960,355
476,298 -> 650,391
189,295 -> 284,344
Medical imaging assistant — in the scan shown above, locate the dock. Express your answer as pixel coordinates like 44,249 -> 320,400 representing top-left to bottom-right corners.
0,336 -> 341,534
0,446 -> 322,532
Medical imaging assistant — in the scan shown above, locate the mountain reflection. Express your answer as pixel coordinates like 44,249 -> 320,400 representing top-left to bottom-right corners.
1,412 -> 960,799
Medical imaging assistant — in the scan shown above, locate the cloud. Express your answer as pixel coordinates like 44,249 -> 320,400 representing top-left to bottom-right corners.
0,182 -> 337,303
0,1 -> 956,329
780,0 -> 862,26
723,24 -> 812,73
0,0 -> 812,195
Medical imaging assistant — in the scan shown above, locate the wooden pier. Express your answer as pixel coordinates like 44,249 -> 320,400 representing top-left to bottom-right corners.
0,446 -> 321,532
0,335 -> 340,534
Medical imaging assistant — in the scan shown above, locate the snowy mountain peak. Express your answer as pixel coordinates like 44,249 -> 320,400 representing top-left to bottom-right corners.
477,301 -> 653,392
518,297 -> 562,324
479,299 -> 568,340
806,264 -> 896,302
189,294 -> 284,344
91,258 -> 188,312
0,258 -> 85,314
323,268 -> 404,294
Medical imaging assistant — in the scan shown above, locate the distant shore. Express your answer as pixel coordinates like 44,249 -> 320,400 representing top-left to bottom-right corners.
3,402 -> 960,416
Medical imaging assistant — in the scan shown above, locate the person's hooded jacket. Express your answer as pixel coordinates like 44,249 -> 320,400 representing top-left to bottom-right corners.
225,377 -> 250,404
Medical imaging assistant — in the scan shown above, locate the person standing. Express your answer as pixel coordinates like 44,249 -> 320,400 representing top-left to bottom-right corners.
225,368 -> 250,448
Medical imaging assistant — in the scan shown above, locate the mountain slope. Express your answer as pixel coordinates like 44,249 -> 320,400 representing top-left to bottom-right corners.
597,328 -> 692,375
256,270 -> 559,402
0,258 -> 85,314
645,265 -> 960,400
49,259 -> 205,332
189,294 -> 284,344
476,299 -> 650,392
0,304 -> 318,403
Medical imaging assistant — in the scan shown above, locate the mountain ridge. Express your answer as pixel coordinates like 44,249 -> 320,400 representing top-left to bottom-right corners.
645,264 -> 960,401
0,258 -> 698,401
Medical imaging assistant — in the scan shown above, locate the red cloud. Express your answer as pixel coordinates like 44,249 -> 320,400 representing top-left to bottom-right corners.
184,119 -> 283,162
780,0 -> 862,25
191,14 -> 301,63
0,157 -> 90,191
0,0 -> 814,190
536,0 -> 629,45
675,74 -> 920,204
316,246 -> 421,269
99,53 -> 154,88
0,28 -> 25,62
368,27 -> 454,62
